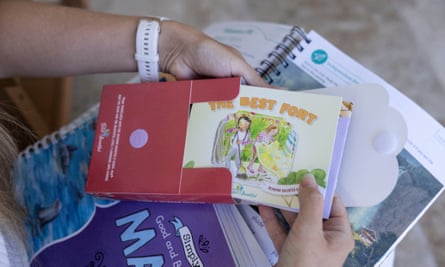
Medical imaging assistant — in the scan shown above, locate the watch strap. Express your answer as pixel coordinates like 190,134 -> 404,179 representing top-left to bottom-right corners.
135,19 -> 160,82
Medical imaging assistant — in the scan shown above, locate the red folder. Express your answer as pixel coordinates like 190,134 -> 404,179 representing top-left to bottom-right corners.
86,77 -> 241,203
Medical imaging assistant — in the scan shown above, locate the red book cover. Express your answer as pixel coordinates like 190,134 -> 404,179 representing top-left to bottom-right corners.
86,78 -> 241,202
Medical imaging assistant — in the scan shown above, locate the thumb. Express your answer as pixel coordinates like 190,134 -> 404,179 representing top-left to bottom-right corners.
296,175 -> 324,231
232,61 -> 269,88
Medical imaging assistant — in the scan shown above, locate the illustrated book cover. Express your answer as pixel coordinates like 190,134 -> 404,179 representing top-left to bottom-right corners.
183,84 -> 351,218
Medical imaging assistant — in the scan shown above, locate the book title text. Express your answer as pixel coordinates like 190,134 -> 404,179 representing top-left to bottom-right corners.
208,96 -> 318,124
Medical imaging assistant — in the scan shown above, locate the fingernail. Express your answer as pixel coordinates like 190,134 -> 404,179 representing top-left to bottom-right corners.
301,173 -> 317,188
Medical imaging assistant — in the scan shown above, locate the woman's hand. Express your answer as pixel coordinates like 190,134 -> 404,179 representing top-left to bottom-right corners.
0,1 -> 267,87
158,20 -> 267,86
259,176 -> 354,267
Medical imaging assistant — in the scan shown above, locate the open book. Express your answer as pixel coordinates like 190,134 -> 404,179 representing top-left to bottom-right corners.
204,21 -> 445,266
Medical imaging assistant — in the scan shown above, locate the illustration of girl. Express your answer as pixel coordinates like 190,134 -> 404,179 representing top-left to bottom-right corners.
224,115 -> 252,177
247,123 -> 279,175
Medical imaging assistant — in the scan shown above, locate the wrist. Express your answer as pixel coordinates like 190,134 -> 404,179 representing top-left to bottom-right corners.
157,20 -> 207,79
135,17 -> 167,82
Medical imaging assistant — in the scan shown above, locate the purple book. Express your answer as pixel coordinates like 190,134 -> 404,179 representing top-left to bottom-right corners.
30,201 -> 258,267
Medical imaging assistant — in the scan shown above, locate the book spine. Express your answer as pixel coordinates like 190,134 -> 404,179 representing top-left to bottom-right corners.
255,26 -> 311,83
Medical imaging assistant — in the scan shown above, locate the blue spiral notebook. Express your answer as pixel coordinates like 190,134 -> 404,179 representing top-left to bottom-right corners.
12,104 -> 272,266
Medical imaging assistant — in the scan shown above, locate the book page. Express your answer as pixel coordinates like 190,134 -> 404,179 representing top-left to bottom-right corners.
203,21 -> 293,67
262,29 -> 445,266
291,31 -> 445,181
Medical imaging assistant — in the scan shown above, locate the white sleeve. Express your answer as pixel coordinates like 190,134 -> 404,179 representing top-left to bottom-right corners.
0,223 -> 28,267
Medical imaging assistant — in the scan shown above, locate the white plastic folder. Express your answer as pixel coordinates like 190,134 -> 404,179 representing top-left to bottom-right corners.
309,84 -> 407,207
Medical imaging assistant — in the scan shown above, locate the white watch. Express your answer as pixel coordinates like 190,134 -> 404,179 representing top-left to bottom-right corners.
135,19 -> 161,82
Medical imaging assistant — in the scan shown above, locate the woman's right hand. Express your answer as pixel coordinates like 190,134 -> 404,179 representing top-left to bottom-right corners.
259,176 -> 354,267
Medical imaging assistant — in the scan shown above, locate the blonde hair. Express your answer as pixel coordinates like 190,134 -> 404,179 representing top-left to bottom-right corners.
0,110 -> 27,240
265,124 -> 279,134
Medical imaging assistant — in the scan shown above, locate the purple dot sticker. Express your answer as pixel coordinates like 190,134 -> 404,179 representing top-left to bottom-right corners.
129,129 -> 148,149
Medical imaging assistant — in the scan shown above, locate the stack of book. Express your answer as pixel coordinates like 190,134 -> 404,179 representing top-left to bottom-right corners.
13,21 -> 445,267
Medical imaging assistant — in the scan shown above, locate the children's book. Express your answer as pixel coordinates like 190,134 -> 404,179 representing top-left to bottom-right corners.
12,104 -> 272,267
85,78 -> 350,219
204,21 -> 445,266
183,84 -> 350,218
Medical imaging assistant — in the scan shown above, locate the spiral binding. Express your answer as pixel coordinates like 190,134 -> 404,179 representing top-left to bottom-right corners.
19,103 -> 99,159
255,26 -> 311,84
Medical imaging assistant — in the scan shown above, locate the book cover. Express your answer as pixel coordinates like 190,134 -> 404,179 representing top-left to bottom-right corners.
85,78 -> 241,203
204,21 -> 445,266
12,104 -> 271,267
183,84 -> 348,217
29,201 -> 230,266
30,201 -> 269,267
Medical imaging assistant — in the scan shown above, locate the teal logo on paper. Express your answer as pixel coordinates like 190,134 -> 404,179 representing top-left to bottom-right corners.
311,49 -> 328,64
